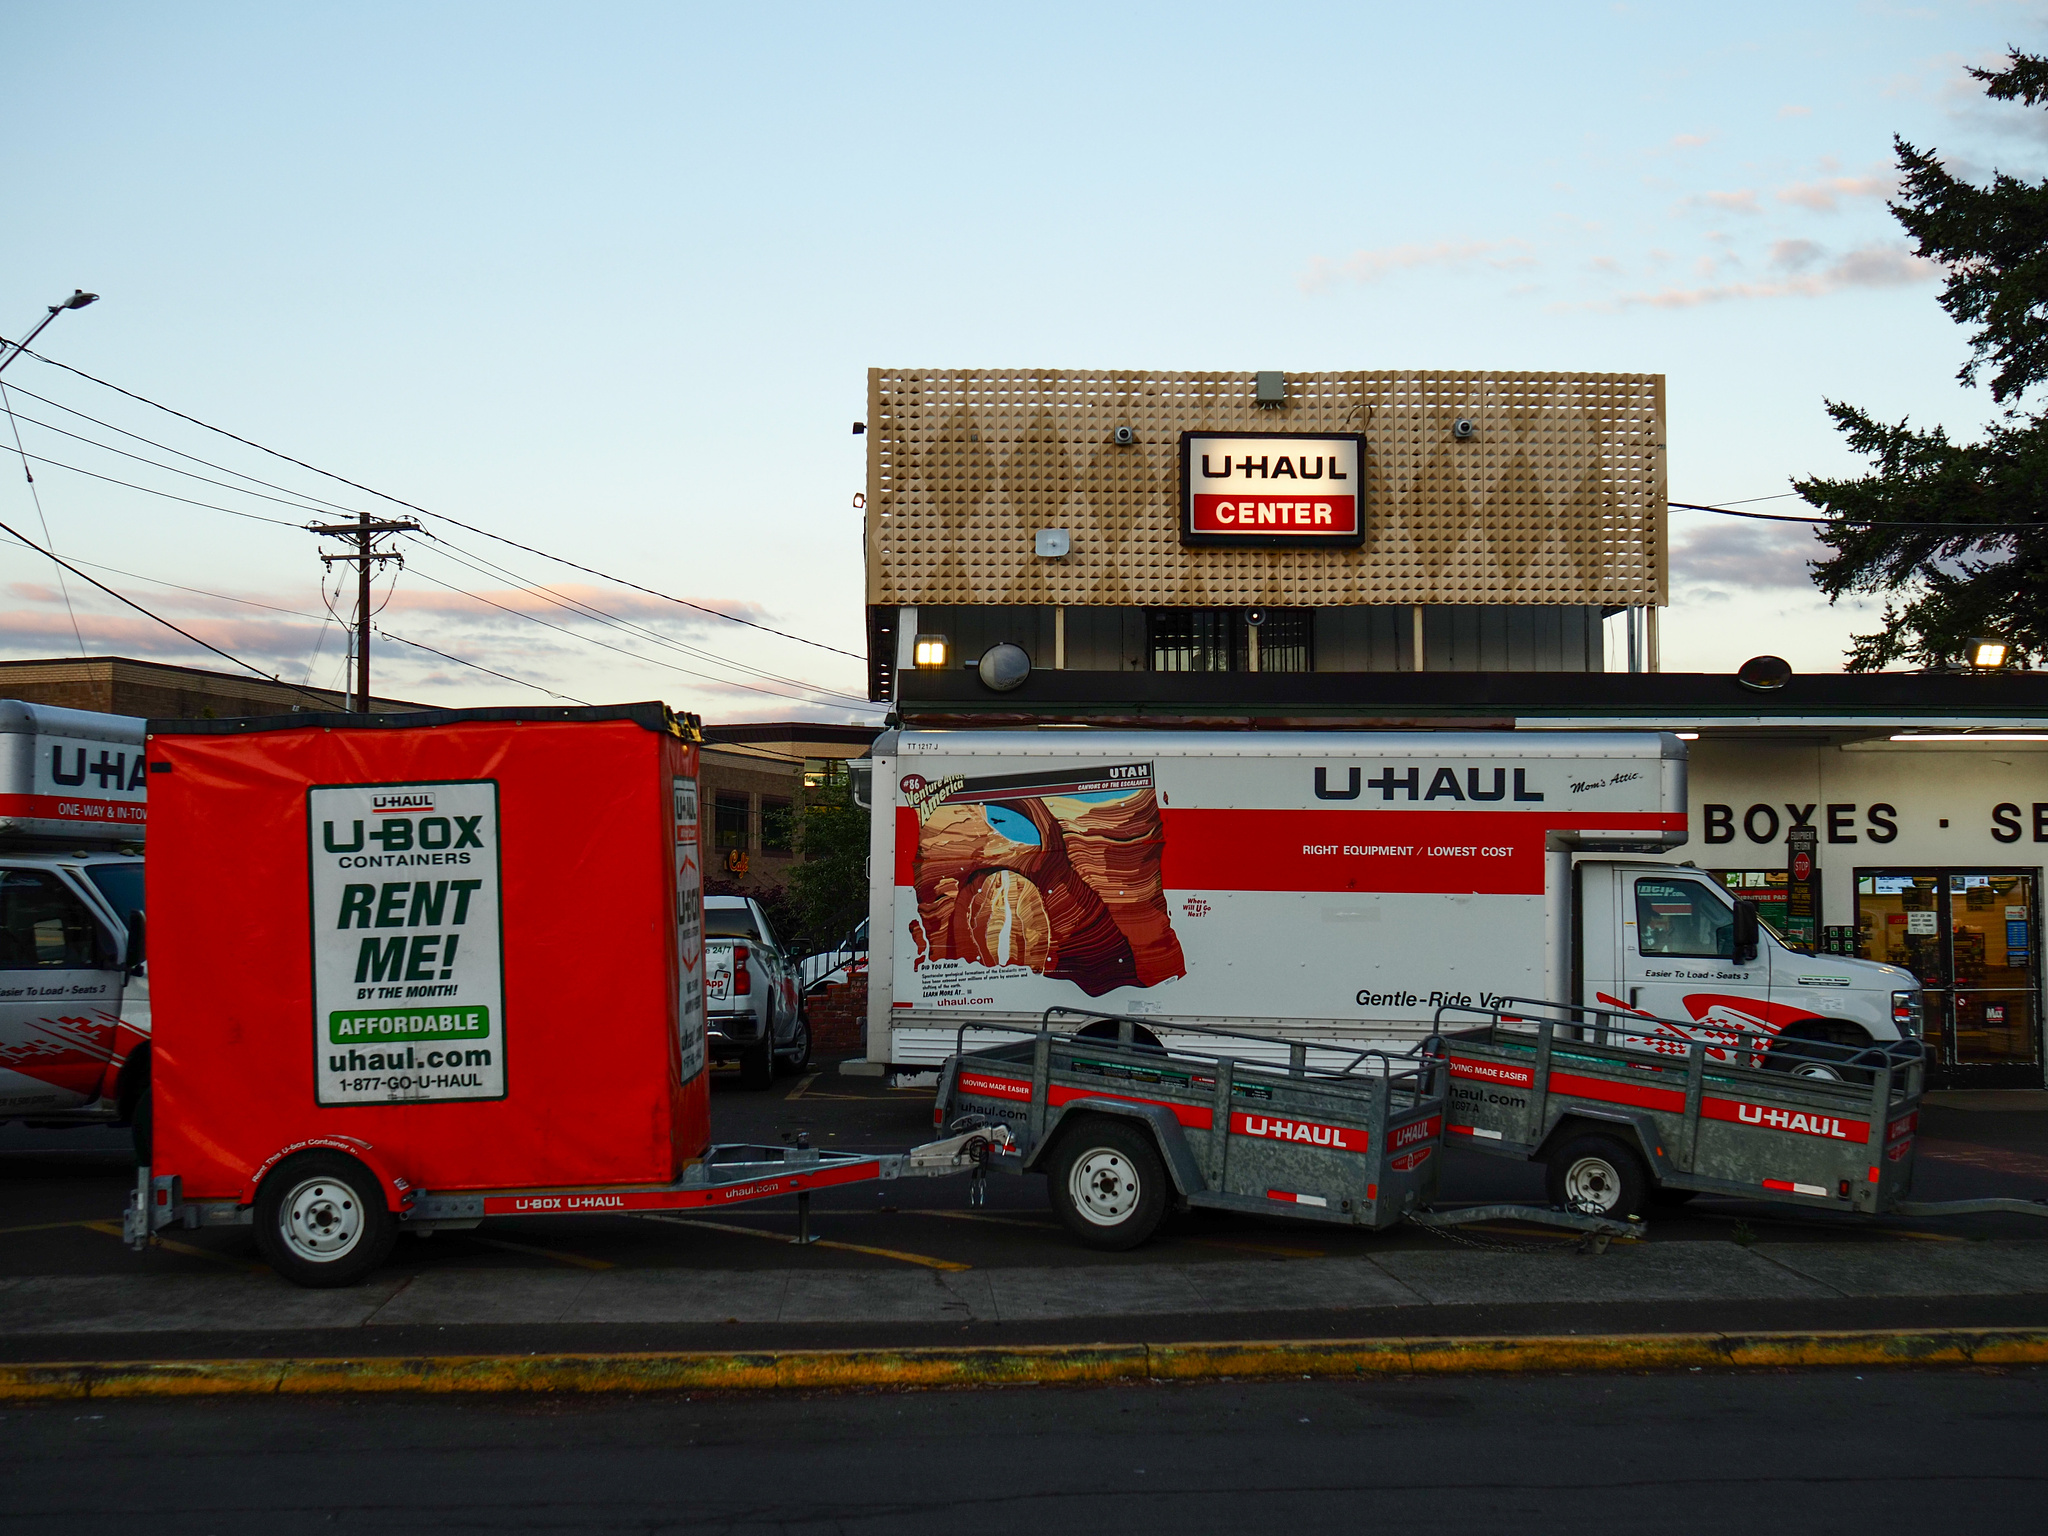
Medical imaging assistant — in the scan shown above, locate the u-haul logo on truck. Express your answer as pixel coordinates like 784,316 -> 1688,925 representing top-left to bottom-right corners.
372,791 -> 436,812
1231,1112 -> 1367,1152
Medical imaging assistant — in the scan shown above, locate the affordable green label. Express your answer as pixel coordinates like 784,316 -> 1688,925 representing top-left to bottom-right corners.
328,1006 -> 491,1044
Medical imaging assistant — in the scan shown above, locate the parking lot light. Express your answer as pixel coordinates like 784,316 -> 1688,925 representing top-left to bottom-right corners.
1967,637 -> 2009,670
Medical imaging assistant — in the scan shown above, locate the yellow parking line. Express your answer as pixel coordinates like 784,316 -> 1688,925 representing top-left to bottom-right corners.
80,1220 -> 271,1274
461,1234 -> 615,1270
640,1213 -> 971,1272
0,1219 -> 104,1236
784,1074 -> 819,1100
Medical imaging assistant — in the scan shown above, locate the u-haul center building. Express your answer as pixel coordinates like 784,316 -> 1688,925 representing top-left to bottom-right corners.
862,367 -> 2048,1089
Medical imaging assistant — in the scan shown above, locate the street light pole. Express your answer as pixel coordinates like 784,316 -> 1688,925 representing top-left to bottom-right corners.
307,511 -> 421,711
0,291 -> 100,377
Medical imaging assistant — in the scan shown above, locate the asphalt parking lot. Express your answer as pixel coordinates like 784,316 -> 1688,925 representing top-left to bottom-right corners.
5,1058 -> 2048,1285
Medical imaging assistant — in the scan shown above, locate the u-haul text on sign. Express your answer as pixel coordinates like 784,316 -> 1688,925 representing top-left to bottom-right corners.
1180,431 -> 1364,546
308,779 -> 506,1106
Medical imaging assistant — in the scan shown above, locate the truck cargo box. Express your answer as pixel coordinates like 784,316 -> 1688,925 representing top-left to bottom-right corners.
0,700 -> 147,843
147,703 -> 708,1200
867,729 -> 1686,1068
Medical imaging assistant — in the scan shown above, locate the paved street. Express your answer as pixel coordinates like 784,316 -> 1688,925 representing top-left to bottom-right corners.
2,1367 -> 2043,1533
2,1061 -> 2046,1361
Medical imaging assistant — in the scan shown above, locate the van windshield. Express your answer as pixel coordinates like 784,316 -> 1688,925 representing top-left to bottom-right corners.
703,906 -> 759,939
84,862 -> 144,922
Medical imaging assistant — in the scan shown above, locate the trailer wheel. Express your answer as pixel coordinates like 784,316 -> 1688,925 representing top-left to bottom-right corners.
253,1152 -> 397,1288
1546,1134 -> 1650,1220
1047,1118 -> 1168,1251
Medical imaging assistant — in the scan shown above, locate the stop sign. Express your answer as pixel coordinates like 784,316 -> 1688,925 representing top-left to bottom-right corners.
1792,851 -> 1813,881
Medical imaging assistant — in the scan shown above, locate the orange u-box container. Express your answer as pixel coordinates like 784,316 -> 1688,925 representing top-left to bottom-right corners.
129,704 -> 913,1285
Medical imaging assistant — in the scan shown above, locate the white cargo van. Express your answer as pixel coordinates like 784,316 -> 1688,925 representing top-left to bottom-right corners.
0,702 -> 149,1148
862,730 -> 1921,1076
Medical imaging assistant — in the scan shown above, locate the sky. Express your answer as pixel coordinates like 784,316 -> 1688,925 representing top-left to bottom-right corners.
3,0 -> 2046,719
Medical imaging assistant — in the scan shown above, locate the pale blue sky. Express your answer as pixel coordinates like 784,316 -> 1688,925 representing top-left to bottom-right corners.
4,1 -> 2044,717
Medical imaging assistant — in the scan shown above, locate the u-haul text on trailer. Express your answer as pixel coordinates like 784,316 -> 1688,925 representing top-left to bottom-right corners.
309,779 -> 506,1105
867,730 -> 1687,1069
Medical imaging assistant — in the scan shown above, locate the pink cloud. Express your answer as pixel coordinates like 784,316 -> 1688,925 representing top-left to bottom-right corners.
1562,243 -> 1935,311
1775,174 -> 1893,212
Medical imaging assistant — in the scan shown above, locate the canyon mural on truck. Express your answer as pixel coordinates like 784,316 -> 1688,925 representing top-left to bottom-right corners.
905,762 -> 1185,998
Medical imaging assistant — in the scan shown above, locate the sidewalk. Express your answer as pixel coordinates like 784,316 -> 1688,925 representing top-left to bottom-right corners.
5,1236 -> 2044,1346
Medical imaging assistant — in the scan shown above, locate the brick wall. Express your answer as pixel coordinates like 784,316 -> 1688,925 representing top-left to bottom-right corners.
804,975 -> 866,1057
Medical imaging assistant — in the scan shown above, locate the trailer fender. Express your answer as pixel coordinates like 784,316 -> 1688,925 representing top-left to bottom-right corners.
239,1136 -> 416,1214
1027,1098 -> 1206,1197
1534,1109 -> 1664,1178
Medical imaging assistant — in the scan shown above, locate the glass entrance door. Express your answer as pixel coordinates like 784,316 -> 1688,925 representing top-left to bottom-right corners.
1856,869 -> 2041,1086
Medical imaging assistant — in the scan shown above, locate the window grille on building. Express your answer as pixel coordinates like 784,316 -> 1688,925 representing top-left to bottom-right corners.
1146,609 -> 1312,673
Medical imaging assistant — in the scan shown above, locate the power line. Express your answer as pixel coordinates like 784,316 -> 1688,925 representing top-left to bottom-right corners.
400,563 -> 867,709
0,383 -> 84,657
373,625 -> 590,705
407,530 -> 873,705
1671,499 -> 2042,532
11,449 -> 306,527
13,343 -> 868,661
2,405 -> 349,518
0,379 -> 370,519
0,515 -> 337,709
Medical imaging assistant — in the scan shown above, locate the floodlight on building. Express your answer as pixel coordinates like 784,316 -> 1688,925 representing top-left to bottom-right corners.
912,633 -> 950,669
1967,637 -> 2010,670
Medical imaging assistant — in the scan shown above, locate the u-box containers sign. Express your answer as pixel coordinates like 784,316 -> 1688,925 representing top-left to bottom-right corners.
1180,431 -> 1365,548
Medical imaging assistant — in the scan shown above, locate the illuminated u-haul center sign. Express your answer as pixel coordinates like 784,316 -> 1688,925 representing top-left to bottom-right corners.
1179,431 -> 1365,547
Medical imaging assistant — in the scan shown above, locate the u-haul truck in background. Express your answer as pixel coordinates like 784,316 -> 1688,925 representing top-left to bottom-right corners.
0,701 -> 151,1144
862,730 -> 1923,1077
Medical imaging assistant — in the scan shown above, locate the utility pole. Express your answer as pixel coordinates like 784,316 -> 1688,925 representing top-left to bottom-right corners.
307,512 -> 420,711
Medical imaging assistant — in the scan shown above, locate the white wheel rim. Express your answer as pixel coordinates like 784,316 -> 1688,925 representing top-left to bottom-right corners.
1563,1155 -> 1623,1213
1068,1148 -> 1140,1226
1790,1062 -> 1845,1081
279,1175 -> 365,1263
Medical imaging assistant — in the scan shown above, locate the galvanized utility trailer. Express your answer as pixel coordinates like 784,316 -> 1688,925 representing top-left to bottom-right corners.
1437,998 -> 2048,1224
934,1007 -> 1637,1250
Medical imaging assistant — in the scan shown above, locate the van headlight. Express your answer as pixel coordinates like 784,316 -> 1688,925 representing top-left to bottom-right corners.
1891,990 -> 1924,1038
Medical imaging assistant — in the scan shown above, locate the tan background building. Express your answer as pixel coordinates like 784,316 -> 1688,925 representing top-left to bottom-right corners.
864,367 -> 1667,699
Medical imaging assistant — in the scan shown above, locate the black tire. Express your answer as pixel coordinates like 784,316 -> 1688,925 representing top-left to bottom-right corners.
1545,1133 -> 1651,1220
775,1008 -> 813,1077
1046,1116 -> 1170,1251
252,1151 -> 397,1288
130,1080 -> 152,1166
739,1019 -> 776,1090
1765,1033 -> 1871,1085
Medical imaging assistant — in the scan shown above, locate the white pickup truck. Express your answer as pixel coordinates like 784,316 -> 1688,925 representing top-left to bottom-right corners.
0,701 -> 151,1151
704,894 -> 808,1087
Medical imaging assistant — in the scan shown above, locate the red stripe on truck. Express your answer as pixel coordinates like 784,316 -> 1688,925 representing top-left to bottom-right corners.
479,1158 -> 884,1215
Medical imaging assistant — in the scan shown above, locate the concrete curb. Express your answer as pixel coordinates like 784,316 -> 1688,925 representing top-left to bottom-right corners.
2,1328 -> 2044,1400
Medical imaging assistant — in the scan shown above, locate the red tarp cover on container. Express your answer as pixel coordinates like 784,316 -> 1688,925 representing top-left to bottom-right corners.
147,705 -> 707,1202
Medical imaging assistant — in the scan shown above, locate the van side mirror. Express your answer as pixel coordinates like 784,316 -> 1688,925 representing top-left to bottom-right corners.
1731,900 -> 1758,966
123,910 -> 145,973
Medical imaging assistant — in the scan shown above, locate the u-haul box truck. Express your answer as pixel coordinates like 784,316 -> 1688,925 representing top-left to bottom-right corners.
863,730 -> 1923,1075
0,701 -> 149,1139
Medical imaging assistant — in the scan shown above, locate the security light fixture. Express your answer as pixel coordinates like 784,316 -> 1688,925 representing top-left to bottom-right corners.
1967,636 -> 2009,670
1034,528 -> 1071,558
911,633 -> 950,669
1255,371 -> 1287,406
852,421 -> 866,435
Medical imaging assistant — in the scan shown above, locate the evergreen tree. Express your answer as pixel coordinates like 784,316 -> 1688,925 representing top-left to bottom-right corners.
1798,50 -> 2048,669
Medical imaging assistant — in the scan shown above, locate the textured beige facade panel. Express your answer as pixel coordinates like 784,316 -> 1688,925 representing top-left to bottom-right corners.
865,369 -> 1666,608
